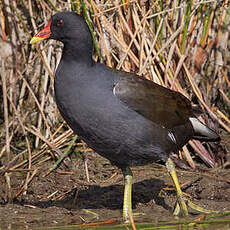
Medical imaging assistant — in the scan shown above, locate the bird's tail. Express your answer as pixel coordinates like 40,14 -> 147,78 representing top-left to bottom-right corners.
189,117 -> 220,142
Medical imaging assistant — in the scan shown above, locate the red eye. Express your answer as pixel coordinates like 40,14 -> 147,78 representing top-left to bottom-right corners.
57,19 -> 64,27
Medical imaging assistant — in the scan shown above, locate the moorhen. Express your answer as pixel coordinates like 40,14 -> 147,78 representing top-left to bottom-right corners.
30,11 -> 220,221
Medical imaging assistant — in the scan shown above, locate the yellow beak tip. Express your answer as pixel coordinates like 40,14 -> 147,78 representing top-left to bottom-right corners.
30,36 -> 45,45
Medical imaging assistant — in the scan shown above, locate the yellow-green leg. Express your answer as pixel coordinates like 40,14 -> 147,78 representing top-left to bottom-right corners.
166,158 -> 188,216
166,158 -> 219,216
121,167 -> 133,223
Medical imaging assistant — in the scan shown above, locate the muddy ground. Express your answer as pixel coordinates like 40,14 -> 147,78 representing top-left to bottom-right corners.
0,151 -> 230,229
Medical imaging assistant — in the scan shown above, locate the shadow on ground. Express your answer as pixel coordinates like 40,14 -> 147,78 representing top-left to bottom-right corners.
27,178 -> 170,212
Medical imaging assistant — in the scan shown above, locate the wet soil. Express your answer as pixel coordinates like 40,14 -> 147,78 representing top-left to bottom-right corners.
0,152 -> 230,229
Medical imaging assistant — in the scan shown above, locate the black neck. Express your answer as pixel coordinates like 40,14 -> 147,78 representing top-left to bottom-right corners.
62,41 -> 93,64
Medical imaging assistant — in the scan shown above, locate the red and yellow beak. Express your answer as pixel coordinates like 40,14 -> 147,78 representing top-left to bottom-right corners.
30,21 -> 51,44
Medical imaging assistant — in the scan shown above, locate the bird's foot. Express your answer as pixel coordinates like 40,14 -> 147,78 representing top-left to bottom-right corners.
173,195 -> 219,217
166,158 -> 219,217
123,212 -> 146,223
123,212 -> 132,224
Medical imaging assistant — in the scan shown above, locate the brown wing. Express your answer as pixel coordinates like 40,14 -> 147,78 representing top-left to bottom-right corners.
114,72 -> 193,129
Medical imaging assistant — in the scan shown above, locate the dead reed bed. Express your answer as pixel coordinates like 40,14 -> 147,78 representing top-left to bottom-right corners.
0,0 -> 229,203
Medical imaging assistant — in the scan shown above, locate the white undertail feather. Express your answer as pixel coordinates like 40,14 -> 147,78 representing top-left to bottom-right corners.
189,117 -> 219,141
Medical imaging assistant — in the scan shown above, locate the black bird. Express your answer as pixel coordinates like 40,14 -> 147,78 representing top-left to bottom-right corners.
30,11 -> 220,221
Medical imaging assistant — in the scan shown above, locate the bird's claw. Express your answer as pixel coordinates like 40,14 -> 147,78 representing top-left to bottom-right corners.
173,195 -> 219,216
